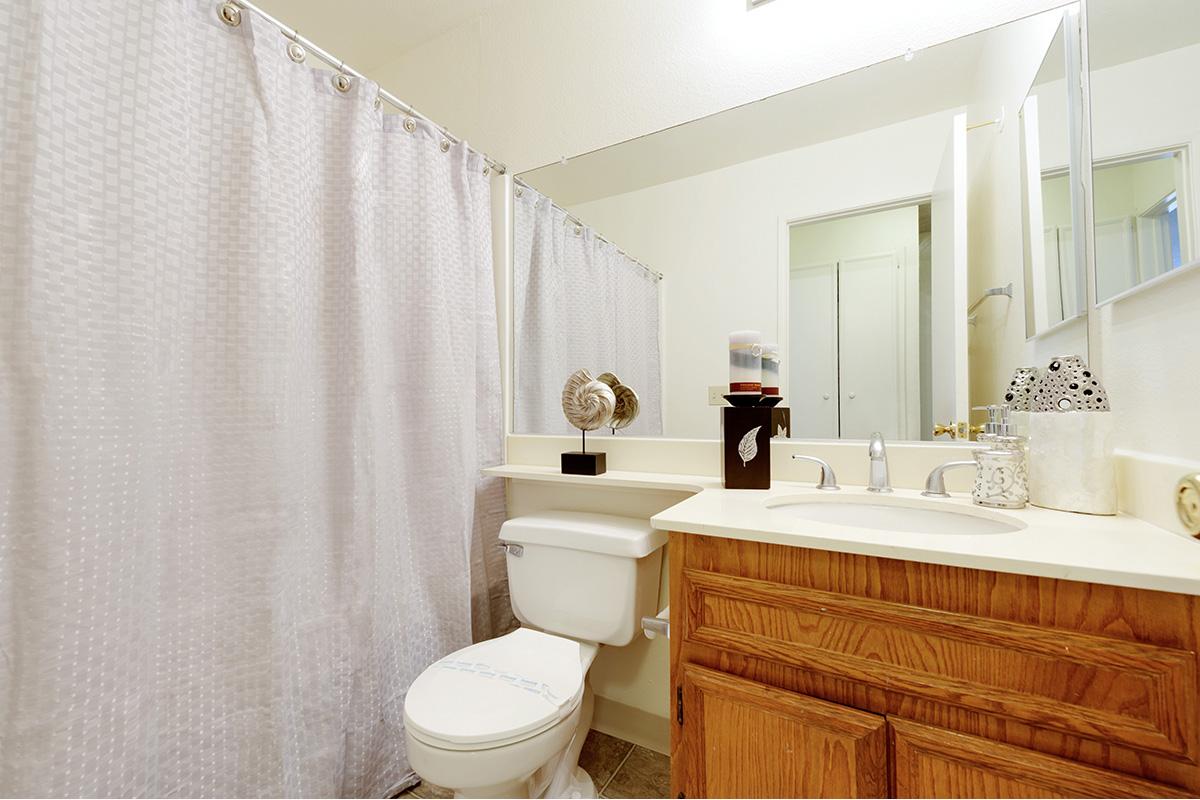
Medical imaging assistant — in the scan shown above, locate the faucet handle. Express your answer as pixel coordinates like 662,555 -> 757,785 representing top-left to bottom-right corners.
922,460 -> 977,498
869,432 -> 886,456
791,454 -> 840,491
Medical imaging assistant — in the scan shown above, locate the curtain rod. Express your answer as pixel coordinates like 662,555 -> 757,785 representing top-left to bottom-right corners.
512,177 -> 664,281
228,0 -> 507,176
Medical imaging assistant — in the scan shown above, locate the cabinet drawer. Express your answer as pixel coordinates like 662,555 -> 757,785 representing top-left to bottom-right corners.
890,717 -> 1190,798
681,566 -> 1198,761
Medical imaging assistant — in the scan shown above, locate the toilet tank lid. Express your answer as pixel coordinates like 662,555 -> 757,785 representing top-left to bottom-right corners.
499,511 -> 667,558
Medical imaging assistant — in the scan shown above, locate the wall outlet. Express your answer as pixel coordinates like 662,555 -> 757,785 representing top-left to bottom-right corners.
708,385 -> 728,406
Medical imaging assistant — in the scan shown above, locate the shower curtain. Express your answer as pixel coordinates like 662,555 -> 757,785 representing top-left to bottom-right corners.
512,186 -> 663,436
0,1 -> 509,796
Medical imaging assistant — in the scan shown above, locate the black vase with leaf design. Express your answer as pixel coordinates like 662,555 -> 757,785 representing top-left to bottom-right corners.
722,407 -> 772,489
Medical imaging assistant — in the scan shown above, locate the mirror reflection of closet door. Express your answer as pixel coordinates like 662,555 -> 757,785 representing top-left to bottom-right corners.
838,254 -> 904,440
789,262 -> 838,438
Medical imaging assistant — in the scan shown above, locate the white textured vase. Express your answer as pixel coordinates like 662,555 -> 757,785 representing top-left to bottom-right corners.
1028,411 -> 1116,515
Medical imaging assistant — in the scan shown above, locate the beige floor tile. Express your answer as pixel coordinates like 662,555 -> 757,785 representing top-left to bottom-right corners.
397,780 -> 453,799
579,729 -> 635,791
601,744 -> 670,799
394,729 -> 660,799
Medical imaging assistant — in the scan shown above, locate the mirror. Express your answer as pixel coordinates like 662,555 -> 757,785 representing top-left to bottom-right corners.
1021,19 -> 1088,338
1087,0 -> 1199,304
513,7 -> 1081,441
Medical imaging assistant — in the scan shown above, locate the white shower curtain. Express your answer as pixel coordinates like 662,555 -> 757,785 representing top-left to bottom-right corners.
512,187 -> 663,436
0,1 -> 508,796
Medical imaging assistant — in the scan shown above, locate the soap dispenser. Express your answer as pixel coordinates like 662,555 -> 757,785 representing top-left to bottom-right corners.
973,404 -> 1003,446
972,404 -> 1028,509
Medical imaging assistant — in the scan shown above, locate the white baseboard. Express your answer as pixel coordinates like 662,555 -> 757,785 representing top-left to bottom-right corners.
591,695 -> 670,756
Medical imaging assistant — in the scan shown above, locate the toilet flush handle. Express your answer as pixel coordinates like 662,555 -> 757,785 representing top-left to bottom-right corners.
641,607 -> 670,639
496,542 -> 524,557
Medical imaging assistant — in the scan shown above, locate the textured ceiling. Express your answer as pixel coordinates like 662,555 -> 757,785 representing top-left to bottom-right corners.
250,0 -> 498,72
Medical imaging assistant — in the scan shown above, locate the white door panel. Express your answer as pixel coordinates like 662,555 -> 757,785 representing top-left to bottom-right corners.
789,263 -> 838,438
838,254 -> 903,440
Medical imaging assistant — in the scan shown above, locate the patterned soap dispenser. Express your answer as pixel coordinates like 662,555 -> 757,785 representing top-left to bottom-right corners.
972,405 -> 1029,509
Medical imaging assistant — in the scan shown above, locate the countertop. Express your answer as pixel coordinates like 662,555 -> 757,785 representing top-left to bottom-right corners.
485,465 -> 1200,596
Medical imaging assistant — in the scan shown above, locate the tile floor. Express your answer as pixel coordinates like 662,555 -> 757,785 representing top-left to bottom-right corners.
396,729 -> 669,799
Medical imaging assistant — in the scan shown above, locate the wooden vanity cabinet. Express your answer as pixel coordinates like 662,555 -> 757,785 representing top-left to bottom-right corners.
668,532 -> 1200,798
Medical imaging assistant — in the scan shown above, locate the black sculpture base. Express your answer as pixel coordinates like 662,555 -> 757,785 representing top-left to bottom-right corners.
562,451 -> 606,476
721,406 -> 772,489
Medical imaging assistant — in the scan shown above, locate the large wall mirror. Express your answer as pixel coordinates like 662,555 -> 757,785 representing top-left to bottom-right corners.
1021,16 -> 1088,343
511,5 -> 1086,442
1086,0 -> 1199,304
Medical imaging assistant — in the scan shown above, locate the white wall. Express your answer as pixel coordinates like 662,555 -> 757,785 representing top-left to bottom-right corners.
571,112 -> 951,439
789,205 -> 920,266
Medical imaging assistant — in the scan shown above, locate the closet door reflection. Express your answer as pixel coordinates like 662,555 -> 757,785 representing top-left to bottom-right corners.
788,204 -> 920,440
839,254 -> 905,440
789,263 -> 838,438
789,254 -> 908,440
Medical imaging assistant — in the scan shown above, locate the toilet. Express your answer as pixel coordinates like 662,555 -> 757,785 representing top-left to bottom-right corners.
403,511 -> 666,799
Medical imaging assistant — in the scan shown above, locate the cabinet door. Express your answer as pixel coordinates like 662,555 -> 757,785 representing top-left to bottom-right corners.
890,718 -> 1189,798
674,664 -> 886,798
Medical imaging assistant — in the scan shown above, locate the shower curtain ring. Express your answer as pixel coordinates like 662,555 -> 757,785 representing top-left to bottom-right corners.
218,1 -> 242,26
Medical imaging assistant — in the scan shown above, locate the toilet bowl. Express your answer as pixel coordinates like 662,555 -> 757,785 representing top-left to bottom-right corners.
403,512 -> 667,799
405,628 -> 599,798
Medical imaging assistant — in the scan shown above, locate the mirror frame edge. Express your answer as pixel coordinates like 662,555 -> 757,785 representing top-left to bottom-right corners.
1074,0 -> 1102,370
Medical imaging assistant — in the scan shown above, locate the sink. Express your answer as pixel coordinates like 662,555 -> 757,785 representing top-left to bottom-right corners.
766,494 -> 1024,535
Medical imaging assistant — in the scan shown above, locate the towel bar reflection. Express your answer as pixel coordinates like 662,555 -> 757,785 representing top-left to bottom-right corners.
967,281 -> 1013,324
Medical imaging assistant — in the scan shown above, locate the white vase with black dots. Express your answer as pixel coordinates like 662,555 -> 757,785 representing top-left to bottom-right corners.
1003,366 -> 1040,438
1027,355 -> 1116,515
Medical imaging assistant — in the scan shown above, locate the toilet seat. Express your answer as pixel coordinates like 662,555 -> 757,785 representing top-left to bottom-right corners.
404,628 -> 595,751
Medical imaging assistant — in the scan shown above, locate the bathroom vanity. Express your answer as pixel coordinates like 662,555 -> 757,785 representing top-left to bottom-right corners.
666,529 -> 1200,798
487,462 -> 1200,797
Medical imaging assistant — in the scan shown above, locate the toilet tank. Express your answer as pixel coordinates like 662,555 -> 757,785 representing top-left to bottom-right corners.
499,511 -> 667,646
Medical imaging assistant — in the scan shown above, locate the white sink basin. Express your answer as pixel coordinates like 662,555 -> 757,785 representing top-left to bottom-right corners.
766,494 -> 1024,535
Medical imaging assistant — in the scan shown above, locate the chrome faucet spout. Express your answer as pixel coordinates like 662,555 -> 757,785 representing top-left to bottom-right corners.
791,455 -> 840,491
922,460 -> 977,498
867,432 -> 892,493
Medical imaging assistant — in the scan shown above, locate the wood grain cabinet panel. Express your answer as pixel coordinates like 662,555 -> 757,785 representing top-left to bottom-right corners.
684,567 -> 1196,759
890,718 -> 1190,798
674,664 -> 887,799
669,532 -> 1200,796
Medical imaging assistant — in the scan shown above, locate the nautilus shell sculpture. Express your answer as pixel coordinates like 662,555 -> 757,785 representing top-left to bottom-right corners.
561,369 -> 616,432
597,372 -> 641,432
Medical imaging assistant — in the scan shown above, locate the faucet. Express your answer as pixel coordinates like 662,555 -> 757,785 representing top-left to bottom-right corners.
791,455 -> 840,490
921,460 -> 977,498
867,433 -> 892,493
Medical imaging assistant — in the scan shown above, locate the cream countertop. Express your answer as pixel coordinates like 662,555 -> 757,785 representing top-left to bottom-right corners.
485,465 -> 1200,596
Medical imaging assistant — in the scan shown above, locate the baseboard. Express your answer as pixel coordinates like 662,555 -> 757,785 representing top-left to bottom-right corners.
591,695 -> 670,756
